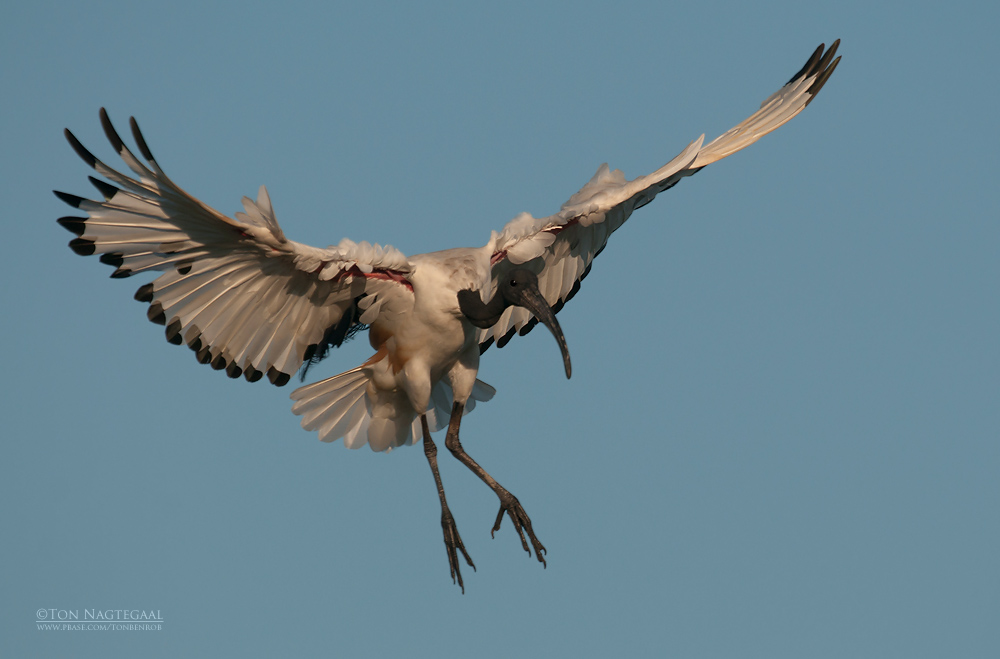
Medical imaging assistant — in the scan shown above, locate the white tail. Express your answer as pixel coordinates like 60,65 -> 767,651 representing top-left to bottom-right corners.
290,365 -> 496,452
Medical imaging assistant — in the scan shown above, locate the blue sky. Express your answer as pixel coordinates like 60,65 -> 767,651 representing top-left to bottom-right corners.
3,1 -> 998,657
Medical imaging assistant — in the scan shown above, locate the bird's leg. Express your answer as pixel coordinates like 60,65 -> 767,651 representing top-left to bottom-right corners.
443,402 -> 547,566
421,414 -> 475,592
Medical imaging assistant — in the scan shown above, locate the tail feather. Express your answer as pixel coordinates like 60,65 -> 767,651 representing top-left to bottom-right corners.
367,415 -> 413,452
291,367 -> 367,438
341,400 -> 372,450
290,364 -> 496,452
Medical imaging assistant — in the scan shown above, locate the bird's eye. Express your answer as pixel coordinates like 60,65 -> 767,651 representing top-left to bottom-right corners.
509,279 -> 518,287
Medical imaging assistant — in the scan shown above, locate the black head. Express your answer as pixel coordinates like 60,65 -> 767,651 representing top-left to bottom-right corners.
498,268 -> 541,302
458,267 -> 572,379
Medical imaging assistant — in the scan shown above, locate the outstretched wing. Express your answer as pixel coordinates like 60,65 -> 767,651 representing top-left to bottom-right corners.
480,40 -> 841,351
56,109 -> 415,385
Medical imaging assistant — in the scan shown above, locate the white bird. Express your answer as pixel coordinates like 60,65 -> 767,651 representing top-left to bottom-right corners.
56,41 -> 840,591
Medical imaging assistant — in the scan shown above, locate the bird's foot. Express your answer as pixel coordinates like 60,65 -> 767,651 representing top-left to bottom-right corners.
492,491 -> 547,567
441,508 -> 475,593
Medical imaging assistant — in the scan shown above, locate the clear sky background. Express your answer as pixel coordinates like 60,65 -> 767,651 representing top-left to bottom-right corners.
3,1 -> 998,657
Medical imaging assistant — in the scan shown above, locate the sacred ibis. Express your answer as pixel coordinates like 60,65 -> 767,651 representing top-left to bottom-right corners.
56,41 -> 840,591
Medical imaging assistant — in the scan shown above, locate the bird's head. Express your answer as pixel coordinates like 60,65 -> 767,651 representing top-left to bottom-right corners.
458,268 -> 572,379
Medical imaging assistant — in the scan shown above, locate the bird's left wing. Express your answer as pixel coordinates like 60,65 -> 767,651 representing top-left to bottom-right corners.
480,40 -> 840,351
56,109 -> 415,385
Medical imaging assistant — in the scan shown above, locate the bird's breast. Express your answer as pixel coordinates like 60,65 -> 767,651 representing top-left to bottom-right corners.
366,248 -> 490,382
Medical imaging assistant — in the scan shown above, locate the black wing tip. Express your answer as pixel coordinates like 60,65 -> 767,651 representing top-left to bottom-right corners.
129,116 -> 155,162
813,40 -> 840,76
165,319 -> 183,345
53,190 -> 85,208
134,283 -> 155,302
519,318 -> 539,337
100,108 -> 156,164
64,128 -> 97,168
196,345 -> 213,365
99,252 -> 124,268
187,334 -> 202,353
68,238 -> 96,256
805,55 -> 841,104
99,107 -> 125,153
496,326 -> 517,349
57,216 -> 87,236
267,367 -> 291,387
147,302 -> 166,325
787,39 -> 841,88
88,176 -> 119,201
786,43 -> 825,86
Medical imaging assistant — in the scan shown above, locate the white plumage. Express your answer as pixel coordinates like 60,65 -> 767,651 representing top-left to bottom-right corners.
57,41 -> 840,590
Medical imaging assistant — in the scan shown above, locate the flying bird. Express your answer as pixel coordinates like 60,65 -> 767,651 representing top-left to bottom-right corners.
56,41 -> 840,591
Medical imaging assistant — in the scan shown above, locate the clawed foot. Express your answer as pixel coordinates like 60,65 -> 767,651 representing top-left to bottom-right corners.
441,509 -> 475,593
492,491 -> 547,567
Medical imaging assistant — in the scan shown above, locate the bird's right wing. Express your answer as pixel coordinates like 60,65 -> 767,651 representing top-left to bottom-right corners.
56,110 -> 415,386
480,41 -> 841,350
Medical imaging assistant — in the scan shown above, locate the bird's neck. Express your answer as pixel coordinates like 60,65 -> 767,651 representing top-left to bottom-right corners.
457,288 -> 506,329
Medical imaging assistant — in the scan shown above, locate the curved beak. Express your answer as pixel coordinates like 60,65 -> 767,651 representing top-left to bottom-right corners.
515,285 -> 572,379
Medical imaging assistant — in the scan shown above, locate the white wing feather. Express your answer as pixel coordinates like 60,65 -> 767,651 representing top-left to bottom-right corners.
481,41 -> 840,349
57,110 -> 414,385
